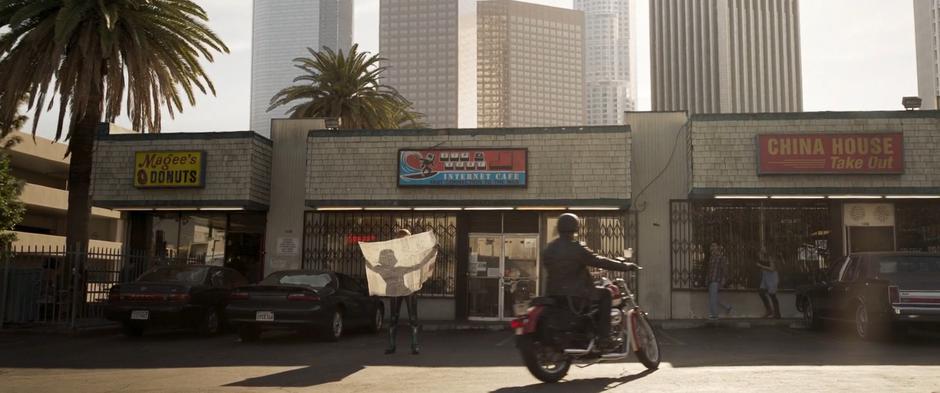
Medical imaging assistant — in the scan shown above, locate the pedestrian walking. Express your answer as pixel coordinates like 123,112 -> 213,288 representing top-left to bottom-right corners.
756,248 -> 781,319
707,241 -> 733,320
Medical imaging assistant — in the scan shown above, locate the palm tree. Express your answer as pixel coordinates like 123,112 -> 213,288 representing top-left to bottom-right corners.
268,44 -> 424,129
0,94 -> 28,149
0,0 -> 228,249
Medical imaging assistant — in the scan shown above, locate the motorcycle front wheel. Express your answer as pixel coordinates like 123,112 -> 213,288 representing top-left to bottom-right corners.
516,335 -> 571,383
632,311 -> 661,370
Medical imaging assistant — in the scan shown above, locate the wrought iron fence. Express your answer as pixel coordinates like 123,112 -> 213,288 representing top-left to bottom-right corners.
670,200 -> 831,290
303,212 -> 458,297
0,245 -> 202,328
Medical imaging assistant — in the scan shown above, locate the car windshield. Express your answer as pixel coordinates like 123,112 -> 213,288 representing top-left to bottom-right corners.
876,256 -> 940,279
138,266 -> 208,284
261,272 -> 333,289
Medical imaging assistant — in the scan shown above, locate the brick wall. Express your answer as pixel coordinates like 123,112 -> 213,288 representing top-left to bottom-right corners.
306,127 -> 631,204
92,132 -> 273,208
691,113 -> 940,191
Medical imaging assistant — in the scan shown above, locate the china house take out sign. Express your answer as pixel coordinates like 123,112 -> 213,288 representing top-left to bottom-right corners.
757,133 -> 903,174
134,151 -> 206,188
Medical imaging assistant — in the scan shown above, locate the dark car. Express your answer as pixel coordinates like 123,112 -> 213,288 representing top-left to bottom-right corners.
106,265 -> 249,337
796,252 -> 940,340
225,270 -> 384,342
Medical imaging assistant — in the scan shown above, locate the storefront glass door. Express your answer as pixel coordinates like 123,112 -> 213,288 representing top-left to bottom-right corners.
468,233 -> 539,321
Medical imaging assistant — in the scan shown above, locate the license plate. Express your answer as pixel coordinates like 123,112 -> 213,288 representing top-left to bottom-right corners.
256,311 -> 274,322
130,310 -> 150,320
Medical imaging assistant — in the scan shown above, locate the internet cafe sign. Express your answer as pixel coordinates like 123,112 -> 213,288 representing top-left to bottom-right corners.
757,133 -> 903,175
134,151 -> 206,188
398,148 -> 527,187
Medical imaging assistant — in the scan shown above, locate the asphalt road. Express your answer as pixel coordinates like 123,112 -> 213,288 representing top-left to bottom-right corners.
0,325 -> 938,393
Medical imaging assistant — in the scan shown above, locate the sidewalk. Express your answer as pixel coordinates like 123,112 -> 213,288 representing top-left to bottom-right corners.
658,318 -> 807,330
421,318 -> 807,332
0,318 -> 807,337
0,318 -> 119,337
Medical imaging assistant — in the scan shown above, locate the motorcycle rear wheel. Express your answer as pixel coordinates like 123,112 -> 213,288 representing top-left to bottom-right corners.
517,335 -> 571,383
632,311 -> 661,370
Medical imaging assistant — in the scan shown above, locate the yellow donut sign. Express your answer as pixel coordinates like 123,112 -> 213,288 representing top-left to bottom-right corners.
134,151 -> 206,188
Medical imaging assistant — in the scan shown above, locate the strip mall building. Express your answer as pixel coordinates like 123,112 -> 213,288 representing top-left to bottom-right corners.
90,110 -> 940,320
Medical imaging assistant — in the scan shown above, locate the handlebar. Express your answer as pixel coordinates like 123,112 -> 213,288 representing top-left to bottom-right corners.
615,256 -> 642,270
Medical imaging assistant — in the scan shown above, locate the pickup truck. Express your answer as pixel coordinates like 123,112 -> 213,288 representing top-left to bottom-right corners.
795,252 -> 940,340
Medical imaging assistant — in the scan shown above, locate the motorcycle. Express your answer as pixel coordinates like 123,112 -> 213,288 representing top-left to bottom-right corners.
510,263 -> 661,383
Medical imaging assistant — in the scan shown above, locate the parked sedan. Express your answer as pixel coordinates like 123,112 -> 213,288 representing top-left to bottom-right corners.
106,265 -> 249,337
796,252 -> 940,340
225,270 -> 384,342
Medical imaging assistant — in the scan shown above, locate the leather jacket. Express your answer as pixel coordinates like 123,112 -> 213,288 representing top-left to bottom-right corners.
543,236 -> 633,298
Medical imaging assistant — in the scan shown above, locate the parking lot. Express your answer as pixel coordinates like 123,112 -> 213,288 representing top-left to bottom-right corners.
0,325 -> 938,393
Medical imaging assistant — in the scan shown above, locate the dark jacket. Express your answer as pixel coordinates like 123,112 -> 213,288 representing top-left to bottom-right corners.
543,237 -> 631,298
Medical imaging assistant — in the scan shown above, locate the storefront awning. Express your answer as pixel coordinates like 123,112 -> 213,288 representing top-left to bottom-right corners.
94,199 -> 269,211
689,187 -> 940,200
305,199 -> 630,211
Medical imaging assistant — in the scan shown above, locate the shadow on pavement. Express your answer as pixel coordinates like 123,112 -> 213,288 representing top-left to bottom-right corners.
224,363 -> 366,388
489,369 -> 657,393
1,326 -> 940,389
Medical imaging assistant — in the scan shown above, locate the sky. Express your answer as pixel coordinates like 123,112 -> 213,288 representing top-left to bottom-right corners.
28,0 -> 920,138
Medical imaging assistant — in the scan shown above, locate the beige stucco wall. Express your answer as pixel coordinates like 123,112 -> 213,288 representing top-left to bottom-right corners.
305,126 -> 631,205
691,112 -> 940,193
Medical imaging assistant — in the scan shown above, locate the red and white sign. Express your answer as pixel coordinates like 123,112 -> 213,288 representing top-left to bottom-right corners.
757,133 -> 903,174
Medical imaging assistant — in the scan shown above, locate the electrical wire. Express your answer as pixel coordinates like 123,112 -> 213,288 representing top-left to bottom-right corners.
630,118 -> 691,213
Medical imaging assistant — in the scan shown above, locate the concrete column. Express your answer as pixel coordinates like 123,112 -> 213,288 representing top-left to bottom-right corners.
264,119 -> 326,275
626,111 -> 689,320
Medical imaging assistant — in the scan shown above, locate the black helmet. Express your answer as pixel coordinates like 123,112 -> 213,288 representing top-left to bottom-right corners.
557,213 -> 580,234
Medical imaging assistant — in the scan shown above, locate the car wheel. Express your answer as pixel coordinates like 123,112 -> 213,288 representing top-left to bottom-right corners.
122,322 -> 145,338
321,309 -> 344,342
238,326 -> 261,342
369,306 -> 384,334
198,309 -> 222,337
803,297 -> 823,331
855,301 -> 886,341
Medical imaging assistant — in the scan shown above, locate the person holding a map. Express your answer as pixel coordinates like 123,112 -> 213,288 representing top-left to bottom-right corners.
360,229 -> 438,355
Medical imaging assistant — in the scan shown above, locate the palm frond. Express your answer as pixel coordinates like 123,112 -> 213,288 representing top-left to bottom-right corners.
0,0 -> 229,140
268,43 -> 425,130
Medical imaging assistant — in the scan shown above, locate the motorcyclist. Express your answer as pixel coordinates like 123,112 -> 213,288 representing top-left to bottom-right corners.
542,213 -> 638,349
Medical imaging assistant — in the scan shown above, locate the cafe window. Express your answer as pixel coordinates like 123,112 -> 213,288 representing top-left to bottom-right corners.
152,213 -> 181,259
178,214 -> 227,264
896,202 -> 940,252
138,212 -> 267,281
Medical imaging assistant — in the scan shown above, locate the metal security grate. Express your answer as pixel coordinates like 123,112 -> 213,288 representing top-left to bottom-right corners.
670,200 -> 830,290
577,212 -> 639,294
303,212 -> 458,297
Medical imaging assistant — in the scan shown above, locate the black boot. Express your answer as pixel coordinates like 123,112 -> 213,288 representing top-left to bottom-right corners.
770,295 -> 782,319
759,290 -> 774,318
410,325 -> 420,355
385,325 -> 397,354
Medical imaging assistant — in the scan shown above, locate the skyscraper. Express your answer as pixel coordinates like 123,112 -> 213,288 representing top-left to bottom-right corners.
251,0 -> 354,136
576,0 -> 636,125
650,0 -> 803,114
379,0 -> 478,129
915,0 -> 940,110
477,0 -> 586,128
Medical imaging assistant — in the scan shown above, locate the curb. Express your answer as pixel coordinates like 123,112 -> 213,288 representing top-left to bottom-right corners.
657,319 -> 807,330
0,323 -> 120,337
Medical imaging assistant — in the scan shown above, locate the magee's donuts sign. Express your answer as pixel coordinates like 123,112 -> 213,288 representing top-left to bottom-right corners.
134,151 -> 206,188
